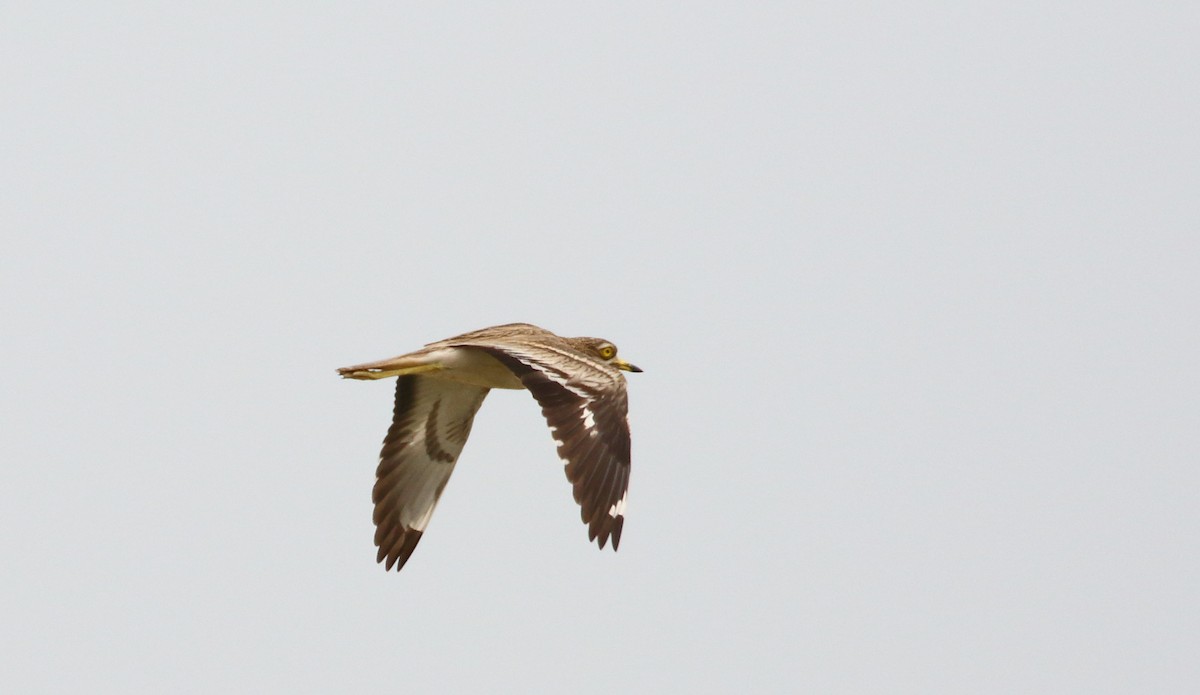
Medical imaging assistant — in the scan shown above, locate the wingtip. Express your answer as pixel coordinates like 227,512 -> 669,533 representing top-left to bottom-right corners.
375,528 -> 424,572
587,519 -> 623,552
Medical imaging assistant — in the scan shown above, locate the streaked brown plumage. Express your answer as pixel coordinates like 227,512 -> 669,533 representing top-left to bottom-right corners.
338,323 -> 641,572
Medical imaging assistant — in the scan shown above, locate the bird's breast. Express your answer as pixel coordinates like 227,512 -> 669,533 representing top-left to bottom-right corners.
426,347 -> 525,390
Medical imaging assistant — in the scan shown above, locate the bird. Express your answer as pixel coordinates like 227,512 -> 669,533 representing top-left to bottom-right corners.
337,323 -> 642,572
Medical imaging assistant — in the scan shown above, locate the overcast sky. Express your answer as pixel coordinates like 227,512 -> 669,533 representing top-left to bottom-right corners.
3,3 -> 1198,693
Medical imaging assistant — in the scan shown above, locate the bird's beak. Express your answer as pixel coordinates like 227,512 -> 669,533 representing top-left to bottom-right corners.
614,359 -> 643,373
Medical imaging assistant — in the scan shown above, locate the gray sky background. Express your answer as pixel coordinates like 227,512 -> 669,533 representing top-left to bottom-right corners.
3,3 -> 1197,693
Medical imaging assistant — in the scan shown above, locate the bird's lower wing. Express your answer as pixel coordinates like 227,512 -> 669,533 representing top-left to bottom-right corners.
372,375 -> 489,571
476,346 -> 632,551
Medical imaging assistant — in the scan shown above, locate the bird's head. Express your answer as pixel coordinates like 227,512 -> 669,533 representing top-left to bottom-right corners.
575,337 -> 643,373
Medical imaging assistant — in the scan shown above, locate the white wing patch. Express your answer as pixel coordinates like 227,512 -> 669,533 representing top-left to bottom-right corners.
608,490 -> 628,518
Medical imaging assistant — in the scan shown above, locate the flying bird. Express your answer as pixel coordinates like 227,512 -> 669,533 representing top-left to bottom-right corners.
337,323 -> 642,571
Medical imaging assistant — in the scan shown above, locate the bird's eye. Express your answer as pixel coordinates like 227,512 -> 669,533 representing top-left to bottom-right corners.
598,345 -> 616,360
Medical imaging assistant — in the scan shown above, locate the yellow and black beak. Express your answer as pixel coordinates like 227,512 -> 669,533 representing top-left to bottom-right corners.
614,359 -> 643,373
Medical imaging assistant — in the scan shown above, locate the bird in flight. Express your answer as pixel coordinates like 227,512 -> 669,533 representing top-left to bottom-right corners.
337,323 -> 642,571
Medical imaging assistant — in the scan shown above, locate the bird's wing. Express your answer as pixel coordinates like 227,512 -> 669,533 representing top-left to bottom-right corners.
372,375 -> 489,571
474,343 -> 632,550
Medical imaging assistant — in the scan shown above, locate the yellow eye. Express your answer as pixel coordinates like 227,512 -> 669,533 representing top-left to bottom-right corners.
598,345 -> 616,360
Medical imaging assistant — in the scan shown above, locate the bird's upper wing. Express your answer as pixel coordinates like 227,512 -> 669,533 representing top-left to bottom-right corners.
472,342 -> 632,551
372,375 -> 489,571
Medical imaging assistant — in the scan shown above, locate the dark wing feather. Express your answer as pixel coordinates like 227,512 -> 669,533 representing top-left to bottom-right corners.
372,375 -> 489,571
478,347 -> 632,550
